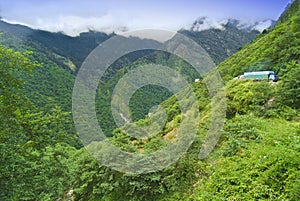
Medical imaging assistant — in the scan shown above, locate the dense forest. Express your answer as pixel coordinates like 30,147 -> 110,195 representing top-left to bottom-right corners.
0,0 -> 299,200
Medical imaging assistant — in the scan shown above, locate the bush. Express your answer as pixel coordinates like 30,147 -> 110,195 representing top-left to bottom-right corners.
226,80 -> 275,118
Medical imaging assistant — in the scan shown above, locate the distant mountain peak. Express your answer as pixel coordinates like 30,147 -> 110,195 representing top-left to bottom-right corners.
235,19 -> 276,32
185,17 -> 226,32
184,17 -> 276,33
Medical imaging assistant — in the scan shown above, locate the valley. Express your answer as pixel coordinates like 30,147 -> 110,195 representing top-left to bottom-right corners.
0,1 -> 299,200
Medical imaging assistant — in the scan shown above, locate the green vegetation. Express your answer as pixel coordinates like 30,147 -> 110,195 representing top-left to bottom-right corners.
0,17 -> 259,137
0,1 -> 299,200
190,116 -> 300,200
0,45 -> 79,200
95,51 -> 200,136
218,3 -> 300,81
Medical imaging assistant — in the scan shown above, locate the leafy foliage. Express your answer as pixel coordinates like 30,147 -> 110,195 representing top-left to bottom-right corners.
95,51 -> 200,136
0,45 -> 79,200
190,117 -> 300,201
225,80 -> 275,118
277,61 -> 300,109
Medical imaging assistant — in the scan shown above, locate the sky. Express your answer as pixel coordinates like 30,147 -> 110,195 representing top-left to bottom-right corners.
0,0 -> 292,36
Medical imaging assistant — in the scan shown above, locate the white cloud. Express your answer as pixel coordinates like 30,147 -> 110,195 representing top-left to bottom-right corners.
32,15 -> 126,36
0,0 -> 285,36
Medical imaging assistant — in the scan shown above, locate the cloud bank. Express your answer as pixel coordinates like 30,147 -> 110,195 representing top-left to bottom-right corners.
0,0 -> 289,36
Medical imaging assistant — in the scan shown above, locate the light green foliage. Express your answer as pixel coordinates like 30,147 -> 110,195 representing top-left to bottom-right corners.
226,80 -> 275,117
190,117 -> 300,201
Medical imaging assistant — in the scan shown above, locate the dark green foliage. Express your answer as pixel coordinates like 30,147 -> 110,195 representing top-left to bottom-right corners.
221,115 -> 262,157
28,30 -> 113,73
69,150 -> 120,201
95,51 -> 200,136
129,85 -> 173,121
0,20 -> 112,72
0,46 -> 80,200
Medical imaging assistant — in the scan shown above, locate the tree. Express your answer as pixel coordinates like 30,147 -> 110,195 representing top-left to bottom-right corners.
0,45 -> 78,200
277,61 -> 300,109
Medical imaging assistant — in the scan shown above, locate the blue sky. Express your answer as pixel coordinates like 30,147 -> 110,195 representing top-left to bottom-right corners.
0,0 -> 292,35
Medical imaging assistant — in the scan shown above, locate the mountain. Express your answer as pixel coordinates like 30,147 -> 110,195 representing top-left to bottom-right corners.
102,1 -> 299,200
0,17 -> 261,70
0,20 -> 116,113
0,18 -> 262,133
236,19 -> 276,32
185,17 -> 276,33
0,20 -> 113,73
1,0 -> 299,200
278,0 -> 300,24
179,18 -> 260,64
218,1 -> 300,82
63,1 -> 299,199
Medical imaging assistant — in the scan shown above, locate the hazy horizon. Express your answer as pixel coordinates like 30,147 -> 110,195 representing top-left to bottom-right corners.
0,0 -> 292,36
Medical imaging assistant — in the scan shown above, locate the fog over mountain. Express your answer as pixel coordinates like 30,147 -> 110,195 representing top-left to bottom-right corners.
0,0 -> 289,36
184,17 -> 276,33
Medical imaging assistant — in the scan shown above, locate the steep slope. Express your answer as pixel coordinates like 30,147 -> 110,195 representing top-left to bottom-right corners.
182,1 -> 299,200
75,1 -> 299,200
28,30 -> 113,72
0,30 -> 75,111
218,1 -> 300,83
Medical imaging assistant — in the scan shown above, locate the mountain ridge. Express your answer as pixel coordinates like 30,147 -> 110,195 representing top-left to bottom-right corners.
183,17 -> 276,33
0,17 -> 260,68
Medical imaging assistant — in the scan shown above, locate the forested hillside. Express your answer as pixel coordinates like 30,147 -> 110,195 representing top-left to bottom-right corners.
0,19 -> 260,136
0,20 -> 113,72
0,0 -> 299,200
